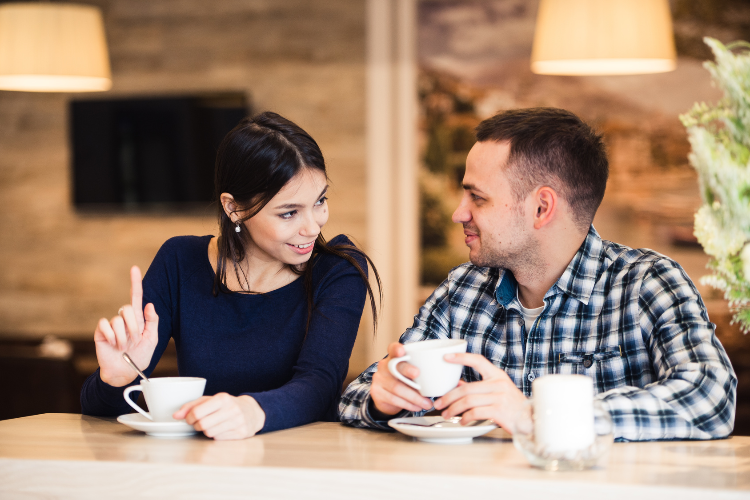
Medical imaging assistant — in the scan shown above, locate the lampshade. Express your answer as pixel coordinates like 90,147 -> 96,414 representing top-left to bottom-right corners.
0,2 -> 111,92
531,0 -> 677,76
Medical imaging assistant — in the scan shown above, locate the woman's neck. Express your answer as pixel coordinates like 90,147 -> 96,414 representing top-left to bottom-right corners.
208,237 -> 300,293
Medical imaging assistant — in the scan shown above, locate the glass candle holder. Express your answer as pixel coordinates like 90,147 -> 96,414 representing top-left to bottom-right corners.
512,399 -> 613,471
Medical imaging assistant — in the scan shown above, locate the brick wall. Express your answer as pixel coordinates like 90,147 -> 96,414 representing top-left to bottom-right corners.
0,1 -> 368,344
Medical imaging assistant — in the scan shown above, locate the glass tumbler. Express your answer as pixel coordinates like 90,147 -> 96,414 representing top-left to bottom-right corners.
512,399 -> 614,471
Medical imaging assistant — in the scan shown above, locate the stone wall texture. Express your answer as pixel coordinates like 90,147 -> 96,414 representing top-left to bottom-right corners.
0,0 -> 368,340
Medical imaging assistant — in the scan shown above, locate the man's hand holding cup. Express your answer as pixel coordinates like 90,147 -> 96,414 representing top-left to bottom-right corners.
370,339 -> 467,417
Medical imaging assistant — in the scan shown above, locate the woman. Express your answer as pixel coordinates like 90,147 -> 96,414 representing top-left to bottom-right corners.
81,112 -> 379,440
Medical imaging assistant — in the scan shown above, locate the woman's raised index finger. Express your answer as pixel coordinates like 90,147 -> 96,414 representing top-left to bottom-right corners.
130,266 -> 144,323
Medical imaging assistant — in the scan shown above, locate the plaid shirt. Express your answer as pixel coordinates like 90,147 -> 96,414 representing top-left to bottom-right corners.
339,226 -> 737,441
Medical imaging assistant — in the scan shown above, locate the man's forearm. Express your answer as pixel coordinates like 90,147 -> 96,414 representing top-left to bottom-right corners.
339,367 -> 414,430
597,368 -> 736,441
338,365 -> 386,429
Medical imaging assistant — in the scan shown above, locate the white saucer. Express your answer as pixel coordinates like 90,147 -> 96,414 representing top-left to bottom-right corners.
388,416 -> 497,444
117,413 -> 198,438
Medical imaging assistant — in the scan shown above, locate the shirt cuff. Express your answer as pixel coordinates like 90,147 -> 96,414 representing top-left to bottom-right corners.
362,395 -> 410,430
92,368 -> 142,414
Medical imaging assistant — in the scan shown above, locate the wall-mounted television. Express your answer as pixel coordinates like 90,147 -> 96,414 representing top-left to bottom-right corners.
70,93 -> 249,213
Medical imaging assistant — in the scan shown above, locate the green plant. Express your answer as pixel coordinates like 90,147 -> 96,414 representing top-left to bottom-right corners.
680,37 -> 750,333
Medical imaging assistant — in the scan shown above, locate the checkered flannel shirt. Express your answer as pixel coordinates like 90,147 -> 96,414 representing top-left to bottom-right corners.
339,226 -> 737,441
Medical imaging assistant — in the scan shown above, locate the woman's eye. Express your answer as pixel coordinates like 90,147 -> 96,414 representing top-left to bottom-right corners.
315,196 -> 328,206
280,211 -> 296,220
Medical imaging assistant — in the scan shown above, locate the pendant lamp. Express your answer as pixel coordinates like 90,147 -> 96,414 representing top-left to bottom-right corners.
531,0 -> 677,75
0,2 -> 111,92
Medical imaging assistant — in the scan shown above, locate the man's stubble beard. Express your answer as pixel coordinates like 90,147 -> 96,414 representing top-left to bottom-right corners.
467,221 -> 546,283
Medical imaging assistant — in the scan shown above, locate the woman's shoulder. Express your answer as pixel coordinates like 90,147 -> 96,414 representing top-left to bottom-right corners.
157,235 -> 212,255
313,234 -> 366,277
152,235 -> 213,269
320,234 -> 362,261
326,234 -> 356,249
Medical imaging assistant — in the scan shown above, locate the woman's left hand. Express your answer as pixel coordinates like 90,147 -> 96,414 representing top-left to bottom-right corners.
173,393 -> 266,440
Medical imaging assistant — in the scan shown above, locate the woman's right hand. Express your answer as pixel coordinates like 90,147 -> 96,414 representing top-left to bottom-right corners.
94,266 -> 159,387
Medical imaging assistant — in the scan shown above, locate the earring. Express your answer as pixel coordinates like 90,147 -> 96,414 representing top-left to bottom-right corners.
235,221 -> 241,233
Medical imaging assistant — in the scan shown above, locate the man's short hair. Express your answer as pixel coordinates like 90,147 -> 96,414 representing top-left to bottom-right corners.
475,107 -> 608,230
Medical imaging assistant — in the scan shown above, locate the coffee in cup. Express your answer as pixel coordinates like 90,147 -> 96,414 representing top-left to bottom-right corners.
123,377 -> 206,422
388,338 -> 467,397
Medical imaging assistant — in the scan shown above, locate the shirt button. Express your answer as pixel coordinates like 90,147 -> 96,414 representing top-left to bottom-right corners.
527,373 -> 536,382
517,318 -> 524,326
583,358 -> 593,368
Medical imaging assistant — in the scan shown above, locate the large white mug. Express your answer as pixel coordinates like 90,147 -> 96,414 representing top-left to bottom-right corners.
532,374 -> 595,453
388,339 -> 467,397
123,377 -> 206,422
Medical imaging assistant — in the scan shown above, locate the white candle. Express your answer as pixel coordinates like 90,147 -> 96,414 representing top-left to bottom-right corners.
532,374 -> 595,454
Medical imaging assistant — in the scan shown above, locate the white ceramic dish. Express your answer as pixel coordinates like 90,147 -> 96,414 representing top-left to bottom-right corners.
388,416 -> 497,444
117,413 -> 198,438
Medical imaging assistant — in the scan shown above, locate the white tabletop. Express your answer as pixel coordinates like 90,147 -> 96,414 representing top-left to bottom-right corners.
0,413 -> 748,499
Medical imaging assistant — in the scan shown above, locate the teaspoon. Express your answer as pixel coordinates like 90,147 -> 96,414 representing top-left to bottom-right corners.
122,352 -> 148,381
400,417 -> 488,427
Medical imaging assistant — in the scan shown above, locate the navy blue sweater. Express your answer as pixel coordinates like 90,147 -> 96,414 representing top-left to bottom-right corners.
80,234 -> 367,433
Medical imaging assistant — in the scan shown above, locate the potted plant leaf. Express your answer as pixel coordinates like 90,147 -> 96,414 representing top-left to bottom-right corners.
681,37 -> 750,333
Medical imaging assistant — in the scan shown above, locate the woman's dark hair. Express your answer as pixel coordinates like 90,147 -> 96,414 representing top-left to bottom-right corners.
213,111 -> 381,333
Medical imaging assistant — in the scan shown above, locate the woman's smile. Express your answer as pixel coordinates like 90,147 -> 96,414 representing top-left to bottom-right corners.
288,241 -> 315,254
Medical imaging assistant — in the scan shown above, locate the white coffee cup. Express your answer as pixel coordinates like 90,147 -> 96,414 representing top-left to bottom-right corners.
123,377 -> 206,422
388,339 -> 467,397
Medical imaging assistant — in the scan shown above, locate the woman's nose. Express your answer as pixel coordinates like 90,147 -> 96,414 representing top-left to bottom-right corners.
300,212 -> 320,237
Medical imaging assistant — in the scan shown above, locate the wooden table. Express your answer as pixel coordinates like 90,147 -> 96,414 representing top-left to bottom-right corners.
0,414 -> 748,499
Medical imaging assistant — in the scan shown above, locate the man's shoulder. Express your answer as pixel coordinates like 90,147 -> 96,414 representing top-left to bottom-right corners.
419,262 -> 500,314
446,261 -> 497,279
600,238 -> 689,281
442,262 -> 501,294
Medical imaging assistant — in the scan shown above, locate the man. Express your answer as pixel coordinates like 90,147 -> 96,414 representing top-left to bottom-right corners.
339,107 -> 736,441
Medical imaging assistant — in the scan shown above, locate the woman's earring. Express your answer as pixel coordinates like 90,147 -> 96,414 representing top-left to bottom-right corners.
235,221 -> 241,233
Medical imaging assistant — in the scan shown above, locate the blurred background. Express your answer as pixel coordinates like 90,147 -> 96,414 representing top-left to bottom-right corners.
1,0 -> 748,434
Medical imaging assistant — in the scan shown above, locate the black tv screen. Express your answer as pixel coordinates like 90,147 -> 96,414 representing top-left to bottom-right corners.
70,93 -> 249,212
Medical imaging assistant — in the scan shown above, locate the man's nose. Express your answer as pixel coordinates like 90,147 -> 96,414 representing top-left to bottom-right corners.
452,198 -> 471,224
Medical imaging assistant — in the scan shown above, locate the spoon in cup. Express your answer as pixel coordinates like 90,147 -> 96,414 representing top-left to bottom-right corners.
122,353 -> 149,381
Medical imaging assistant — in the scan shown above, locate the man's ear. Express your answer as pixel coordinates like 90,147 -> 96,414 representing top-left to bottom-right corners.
220,193 -> 238,221
532,186 -> 557,229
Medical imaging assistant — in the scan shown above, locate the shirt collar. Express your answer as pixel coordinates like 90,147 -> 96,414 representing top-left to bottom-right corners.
495,269 -> 517,307
494,225 -> 605,307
